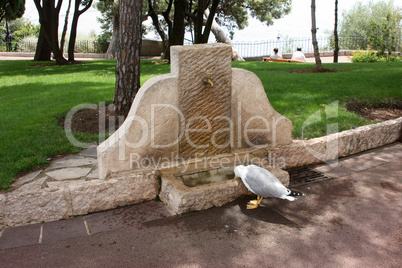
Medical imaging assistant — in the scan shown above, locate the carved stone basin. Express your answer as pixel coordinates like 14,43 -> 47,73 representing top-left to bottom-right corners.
158,153 -> 289,214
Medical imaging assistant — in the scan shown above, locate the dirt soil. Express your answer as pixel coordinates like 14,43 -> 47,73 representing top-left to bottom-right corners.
67,100 -> 402,135
67,105 -> 125,134
345,99 -> 402,122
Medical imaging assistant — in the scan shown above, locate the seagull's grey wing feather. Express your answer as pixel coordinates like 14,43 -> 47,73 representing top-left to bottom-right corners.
244,165 -> 289,198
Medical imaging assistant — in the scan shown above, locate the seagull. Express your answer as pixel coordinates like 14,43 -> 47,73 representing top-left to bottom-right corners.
234,164 -> 304,209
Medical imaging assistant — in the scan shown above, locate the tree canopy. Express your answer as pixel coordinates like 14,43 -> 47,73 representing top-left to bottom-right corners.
0,0 -> 25,23
143,0 -> 291,41
339,0 -> 401,40
95,0 -> 119,40
0,17 -> 39,42
142,0 -> 292,59
97,0 -> 292,59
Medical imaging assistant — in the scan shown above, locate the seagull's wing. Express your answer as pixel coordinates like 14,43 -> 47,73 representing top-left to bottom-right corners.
243,165 -> 290,198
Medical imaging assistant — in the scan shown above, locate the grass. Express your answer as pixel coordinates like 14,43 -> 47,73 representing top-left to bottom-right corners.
233,61 -> 401,139
0,59 -> 401,190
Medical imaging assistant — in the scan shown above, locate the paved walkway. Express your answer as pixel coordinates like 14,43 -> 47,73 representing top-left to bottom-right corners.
0,142 -> 400,267
0,55 -> 104,61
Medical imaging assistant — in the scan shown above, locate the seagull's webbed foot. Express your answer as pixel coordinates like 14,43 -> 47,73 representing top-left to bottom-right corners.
248,200 -> 258,205
246,195 -> 263,209
246,203 -> 259,209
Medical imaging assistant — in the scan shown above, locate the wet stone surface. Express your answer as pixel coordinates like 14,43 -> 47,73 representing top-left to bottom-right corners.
177,167 -> 235,187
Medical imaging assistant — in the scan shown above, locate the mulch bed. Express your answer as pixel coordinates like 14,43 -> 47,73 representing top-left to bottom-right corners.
63,104 -> 126,134
345,100 -> 402,122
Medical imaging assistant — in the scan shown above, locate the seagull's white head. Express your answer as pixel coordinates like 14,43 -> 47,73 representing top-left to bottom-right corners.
234,165 -> 247,179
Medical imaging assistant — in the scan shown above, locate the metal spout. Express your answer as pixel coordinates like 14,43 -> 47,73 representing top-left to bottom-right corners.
202,73 -> 214,87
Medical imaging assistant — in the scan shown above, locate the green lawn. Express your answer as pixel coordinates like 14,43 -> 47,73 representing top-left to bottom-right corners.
233,61 -> 401,139
0,60 -> 400,190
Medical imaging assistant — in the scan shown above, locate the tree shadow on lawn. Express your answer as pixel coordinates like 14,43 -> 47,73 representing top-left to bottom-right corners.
0,60 -> 116,78
289,68 -> 343,73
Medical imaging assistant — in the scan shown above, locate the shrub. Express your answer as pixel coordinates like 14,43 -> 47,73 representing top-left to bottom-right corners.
379,55 -> 401,62
351,45 -> 401,63
351,46 -> 379,62
18,35 -> 38,52
94,34 -> 110,53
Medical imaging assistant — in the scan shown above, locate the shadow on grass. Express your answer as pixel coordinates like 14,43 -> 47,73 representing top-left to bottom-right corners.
0,59 -> 171,79
0,60 -> 117,77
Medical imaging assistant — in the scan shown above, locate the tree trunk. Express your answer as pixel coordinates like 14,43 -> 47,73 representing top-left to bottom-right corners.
34,26 -> 52,61
205,8 -> 244,61
114,0 -> 142,116
162,0 -> 173,38
60,0 -> 72,54
68,0 -> 93,61
311,0 -> 322,70
193,0 -> 220,44
194,0 -> 205,44
33,0 -> 68,64
200,0 -> 219,43
68,12 -> 79,61
161,0 -> 173,60
170,0 -> 186,47
106,1 -> 119,59
333,0 -> 339,63
49,3 -> 67,65
147,0 -> 169,59
5,19 -> 11,51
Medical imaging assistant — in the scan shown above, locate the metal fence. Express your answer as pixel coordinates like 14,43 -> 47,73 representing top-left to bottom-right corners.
0,40 -> 109,53
230,36 -> 401,58
182,36 -> 401,58
1,36 -> 401,58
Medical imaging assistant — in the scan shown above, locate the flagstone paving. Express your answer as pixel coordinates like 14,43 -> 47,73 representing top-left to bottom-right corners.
10,144 -> 99,192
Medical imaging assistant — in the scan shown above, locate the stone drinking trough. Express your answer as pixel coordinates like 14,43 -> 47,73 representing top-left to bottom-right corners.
97,43 -> 293,214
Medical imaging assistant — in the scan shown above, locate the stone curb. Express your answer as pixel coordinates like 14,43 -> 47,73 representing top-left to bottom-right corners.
1,171 -> 160,227
273,117 -> 402,168
0,118 -> 401,227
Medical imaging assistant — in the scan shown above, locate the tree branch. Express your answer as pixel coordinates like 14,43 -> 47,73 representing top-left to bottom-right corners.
56,0 -> 63,13
78,0 -> 93,15
202,0 -> 220,43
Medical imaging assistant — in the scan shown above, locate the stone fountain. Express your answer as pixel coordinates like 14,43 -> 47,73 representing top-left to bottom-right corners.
97,43 -> 293,214
1,44 -> 399,227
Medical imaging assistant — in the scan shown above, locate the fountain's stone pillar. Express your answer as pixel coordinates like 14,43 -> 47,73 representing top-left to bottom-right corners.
171,44 -> 232,158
